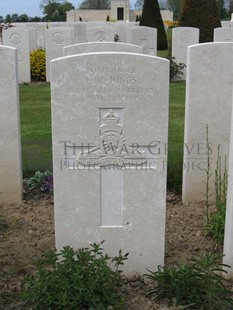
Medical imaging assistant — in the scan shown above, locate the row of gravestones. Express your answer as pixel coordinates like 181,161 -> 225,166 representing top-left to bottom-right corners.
3,23 -> 233,84
2,24 -> 157,83
1,42 -> 233,276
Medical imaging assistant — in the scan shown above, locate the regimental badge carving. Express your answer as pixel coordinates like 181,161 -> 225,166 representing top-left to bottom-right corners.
9,33 -> 22,46
77,110 -> 146,166
52,32 -> 65,45
95,31 -> 107,42
180,30 -> 192,43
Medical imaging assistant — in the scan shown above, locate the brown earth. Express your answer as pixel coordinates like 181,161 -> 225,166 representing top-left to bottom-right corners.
0,186 -> 225,309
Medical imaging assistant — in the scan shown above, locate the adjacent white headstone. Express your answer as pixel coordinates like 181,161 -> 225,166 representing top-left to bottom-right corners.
63,42 -> 144,56
224,94 -> 233,277
45,27 -> 74,82
129,26 -> 157,56
2,28 -> 31,83
214,27 -> 233,42
172,27 -> 199,79
0,46 -> 22,203
182,43 -> 233,202
51,52 -> 169,274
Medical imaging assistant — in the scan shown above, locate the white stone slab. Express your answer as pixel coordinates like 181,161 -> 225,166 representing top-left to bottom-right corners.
0,46 -> 22,203
172,27 -> 199,79
129,26 -> 157,56
2,28 -> 31,83
51,52 -> 169,274
45,27 -> 74,82
214,27 -> 233,42
63,42 -> 143,56
182,43 -> 233,202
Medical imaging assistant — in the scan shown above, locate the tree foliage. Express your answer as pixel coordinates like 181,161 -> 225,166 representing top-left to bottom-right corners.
40,0 -> 74,21
167,0 -> 181,19
179,0 -> 221,43
140,0 -> 168,50
79,0 -> 110,9
134,0 -> 144,10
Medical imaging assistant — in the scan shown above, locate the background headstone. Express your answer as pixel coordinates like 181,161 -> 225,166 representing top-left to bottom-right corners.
214,27 -> 233,42
172,27 -> 199,79
0,46 -> 22,203
182,42 -> 233,202
51,52 -> 169,274
45,27 -> 74,82
129,26 -> 157,56
63,42 -> 144,56
2,28 -> 31,83
86,25 -> 114,42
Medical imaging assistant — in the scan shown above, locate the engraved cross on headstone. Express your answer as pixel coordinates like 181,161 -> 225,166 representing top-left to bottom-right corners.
61,108 -> 158,227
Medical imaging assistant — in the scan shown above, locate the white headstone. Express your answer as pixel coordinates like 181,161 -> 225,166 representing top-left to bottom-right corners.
224,96 -> 233,277
221,21 -> 231,27
0,46 -> 22,203
172,27 -> 199,79
63,42 -> 144,56
86,25 -> 114,42
26,27 -> 37,51
12,22 -> 46,49
182,43 -> 233,202
129,26 -> 157,56
45,27 -> 74,82
2,28 -> 31,83
73,23 -> 87,43
51,52 -> 169,274
214,27 -> 233,42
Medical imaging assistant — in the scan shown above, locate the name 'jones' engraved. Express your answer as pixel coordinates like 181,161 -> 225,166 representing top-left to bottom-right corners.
77,110 -> 146,166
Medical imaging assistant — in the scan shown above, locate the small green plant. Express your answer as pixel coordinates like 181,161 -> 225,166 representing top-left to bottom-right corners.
27,170 -> 53,193
206,145 -> 228,243
146,253 -> 233,309
169,57 -> 186,81
204,125 -> 228,243
30,49 -> 46,81
21,242 -> 128,309
203,124 -> 213,225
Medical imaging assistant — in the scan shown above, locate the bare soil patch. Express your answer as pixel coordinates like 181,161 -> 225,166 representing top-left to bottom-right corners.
0,188 -> 224,309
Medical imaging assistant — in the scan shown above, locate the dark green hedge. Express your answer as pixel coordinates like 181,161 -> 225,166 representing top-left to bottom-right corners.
140,0 -> 168,50
179,0 -> 221,43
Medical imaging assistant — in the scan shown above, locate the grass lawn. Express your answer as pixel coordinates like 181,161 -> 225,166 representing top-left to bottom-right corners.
19,80 -> 185,192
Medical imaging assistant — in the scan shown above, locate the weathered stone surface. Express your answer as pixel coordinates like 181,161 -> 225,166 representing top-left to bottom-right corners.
0,46 -> 22,203
51,52 -> 169,274
182,42 -> 233,202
